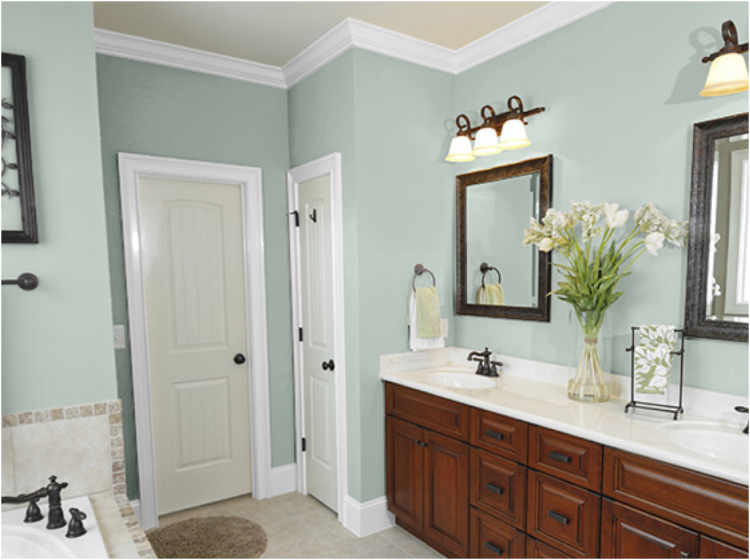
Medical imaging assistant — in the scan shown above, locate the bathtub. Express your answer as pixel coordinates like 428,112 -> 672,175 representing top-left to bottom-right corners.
2,495 -> 109,558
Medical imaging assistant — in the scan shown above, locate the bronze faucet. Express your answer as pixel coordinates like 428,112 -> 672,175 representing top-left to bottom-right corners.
467,347 -> 502,377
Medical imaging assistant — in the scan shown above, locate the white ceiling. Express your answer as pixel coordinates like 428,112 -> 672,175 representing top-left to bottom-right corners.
93,2 -> 549,67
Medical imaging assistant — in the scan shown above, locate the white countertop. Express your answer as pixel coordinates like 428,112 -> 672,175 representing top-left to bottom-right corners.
380,347 -> 749,486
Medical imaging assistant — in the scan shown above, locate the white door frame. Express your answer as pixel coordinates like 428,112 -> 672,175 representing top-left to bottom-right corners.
286,153 -> 348,524
118,153 -> 272,530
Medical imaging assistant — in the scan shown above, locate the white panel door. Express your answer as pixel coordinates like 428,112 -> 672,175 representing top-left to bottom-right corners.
298,175 -> 338,511
138,177 -> 252,515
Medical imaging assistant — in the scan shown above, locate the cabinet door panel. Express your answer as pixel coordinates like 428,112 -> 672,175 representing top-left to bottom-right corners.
386,416 -> 424,532
424,430 -> 470,557
601,499 -> 699,559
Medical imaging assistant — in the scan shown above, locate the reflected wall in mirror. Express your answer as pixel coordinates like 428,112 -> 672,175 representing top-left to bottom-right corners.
456,155 -> 552,321
685,112 -> 748,342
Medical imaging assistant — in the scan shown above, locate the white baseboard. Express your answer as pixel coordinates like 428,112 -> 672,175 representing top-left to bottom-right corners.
269,463 -> 297,497
343,495 -> 395,538
130,499 -> 141,523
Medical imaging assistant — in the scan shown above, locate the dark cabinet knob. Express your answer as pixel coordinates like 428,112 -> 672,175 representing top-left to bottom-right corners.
233,353 -> 246,365
322,359 -> 335,371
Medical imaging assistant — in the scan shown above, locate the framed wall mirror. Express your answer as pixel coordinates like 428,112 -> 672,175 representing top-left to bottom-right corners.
684,113 -> 748,342
456,155 -> 552,321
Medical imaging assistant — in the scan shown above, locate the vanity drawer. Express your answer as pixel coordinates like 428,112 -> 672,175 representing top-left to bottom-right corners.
603,448 -> 749,549
526,537 -> 574,559
471,408 -> 528,464
527,471 -> 600,558
528,425 -> 602,492
386,382 -> 470,440
699,535 -> 749,558
471,507 -> 526,558
471,449 -> 526,529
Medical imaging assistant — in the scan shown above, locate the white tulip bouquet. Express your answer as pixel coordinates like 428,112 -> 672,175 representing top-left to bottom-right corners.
523,201 -> 688,401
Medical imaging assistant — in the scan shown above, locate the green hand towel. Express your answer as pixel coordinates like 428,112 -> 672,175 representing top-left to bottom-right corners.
485,283 -> 505,305
416,286 -> 442,338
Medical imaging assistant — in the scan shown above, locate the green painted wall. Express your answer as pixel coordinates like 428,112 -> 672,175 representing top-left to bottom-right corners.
453,2 -> 749,396
95,54 -> 293,500
1,3 -> 118,413
289,50 -> 455,501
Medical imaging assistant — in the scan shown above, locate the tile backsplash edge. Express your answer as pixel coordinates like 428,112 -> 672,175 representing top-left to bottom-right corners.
2,400 -> 126,496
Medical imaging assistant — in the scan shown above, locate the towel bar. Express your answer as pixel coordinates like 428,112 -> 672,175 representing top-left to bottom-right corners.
2,272 -> 38,291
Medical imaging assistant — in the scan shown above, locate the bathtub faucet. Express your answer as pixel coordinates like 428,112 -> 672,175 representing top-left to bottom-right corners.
2,486 -> 48,523
1,475 -> 68,527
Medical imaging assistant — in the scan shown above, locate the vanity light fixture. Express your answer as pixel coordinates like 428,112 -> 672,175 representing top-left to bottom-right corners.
445,95 -> 544,162
700,20 -> 749,97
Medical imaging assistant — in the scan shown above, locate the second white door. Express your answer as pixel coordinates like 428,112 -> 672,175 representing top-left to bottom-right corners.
138,177 -> 253,515
298,174 -> 338,511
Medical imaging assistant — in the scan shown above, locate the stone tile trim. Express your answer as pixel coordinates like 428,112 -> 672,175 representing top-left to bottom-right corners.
114,495 -> 157,558
2,400 -> 127,496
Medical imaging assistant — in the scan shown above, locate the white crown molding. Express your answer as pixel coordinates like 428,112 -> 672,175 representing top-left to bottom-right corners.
455,2 -> 613,73
94,29 -> 287,89
94,2 -> 613,89
282,19 -> 355,88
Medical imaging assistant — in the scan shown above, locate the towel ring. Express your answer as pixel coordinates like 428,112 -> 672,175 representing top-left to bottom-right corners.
480,263 -> 501,286
412,264 -> 436,292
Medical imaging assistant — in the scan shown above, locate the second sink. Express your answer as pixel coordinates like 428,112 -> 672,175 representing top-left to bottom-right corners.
657,421 -> 748,466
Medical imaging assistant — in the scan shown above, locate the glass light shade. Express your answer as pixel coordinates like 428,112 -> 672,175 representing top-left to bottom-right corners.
445,135 -> 475,162
472,127 -> 502,156
499,118 -> 531,149
700,53 -> 749,97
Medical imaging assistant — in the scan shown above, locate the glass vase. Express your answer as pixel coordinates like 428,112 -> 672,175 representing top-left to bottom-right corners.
568,309 -> 611,402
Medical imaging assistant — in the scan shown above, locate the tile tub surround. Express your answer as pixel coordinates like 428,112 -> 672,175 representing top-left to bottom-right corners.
2,400 -> 156,558
380,347 -> 749,485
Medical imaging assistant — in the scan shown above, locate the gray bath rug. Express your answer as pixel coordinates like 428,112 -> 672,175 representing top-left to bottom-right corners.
146,515 -> 267,558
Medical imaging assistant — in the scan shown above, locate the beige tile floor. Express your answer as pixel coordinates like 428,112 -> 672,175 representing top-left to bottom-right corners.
159,492 -> 445,558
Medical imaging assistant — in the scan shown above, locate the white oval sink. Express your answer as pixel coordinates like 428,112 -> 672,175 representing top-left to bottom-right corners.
430,372 -> 496,389
2,525 -> 76,559
658,421 -> 748,466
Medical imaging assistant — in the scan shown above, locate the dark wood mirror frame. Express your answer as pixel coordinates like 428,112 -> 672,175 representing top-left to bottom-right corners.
684,113 -> 748,342
456,155 -> 552,321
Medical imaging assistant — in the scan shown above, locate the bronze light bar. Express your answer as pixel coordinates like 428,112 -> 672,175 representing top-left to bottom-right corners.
446,95 -> 545,162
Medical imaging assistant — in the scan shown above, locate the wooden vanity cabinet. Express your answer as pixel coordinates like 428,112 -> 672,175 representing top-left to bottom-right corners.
384,382 -> 749,559
386,386 -> 471,557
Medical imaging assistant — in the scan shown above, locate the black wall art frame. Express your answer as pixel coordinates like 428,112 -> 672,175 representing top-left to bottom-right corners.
2,52 -> 37,243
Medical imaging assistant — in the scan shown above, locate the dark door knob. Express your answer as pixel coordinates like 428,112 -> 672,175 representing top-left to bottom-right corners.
234,353 -> 246,365
322,359 -> 335,371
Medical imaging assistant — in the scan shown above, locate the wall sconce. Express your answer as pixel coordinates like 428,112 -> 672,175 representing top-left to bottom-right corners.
446,96 -> 545,162
700,20 -> 749,97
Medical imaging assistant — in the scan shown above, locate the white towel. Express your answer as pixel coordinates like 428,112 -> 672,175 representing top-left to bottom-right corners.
409,291 -> 446,351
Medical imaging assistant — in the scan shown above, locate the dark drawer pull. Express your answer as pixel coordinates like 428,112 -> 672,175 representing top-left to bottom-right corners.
485,542 -> 504,556
548,510 -> 570,525
484,482 -> 504,495
486,429 -> 505,441
548,450 -> 571,464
